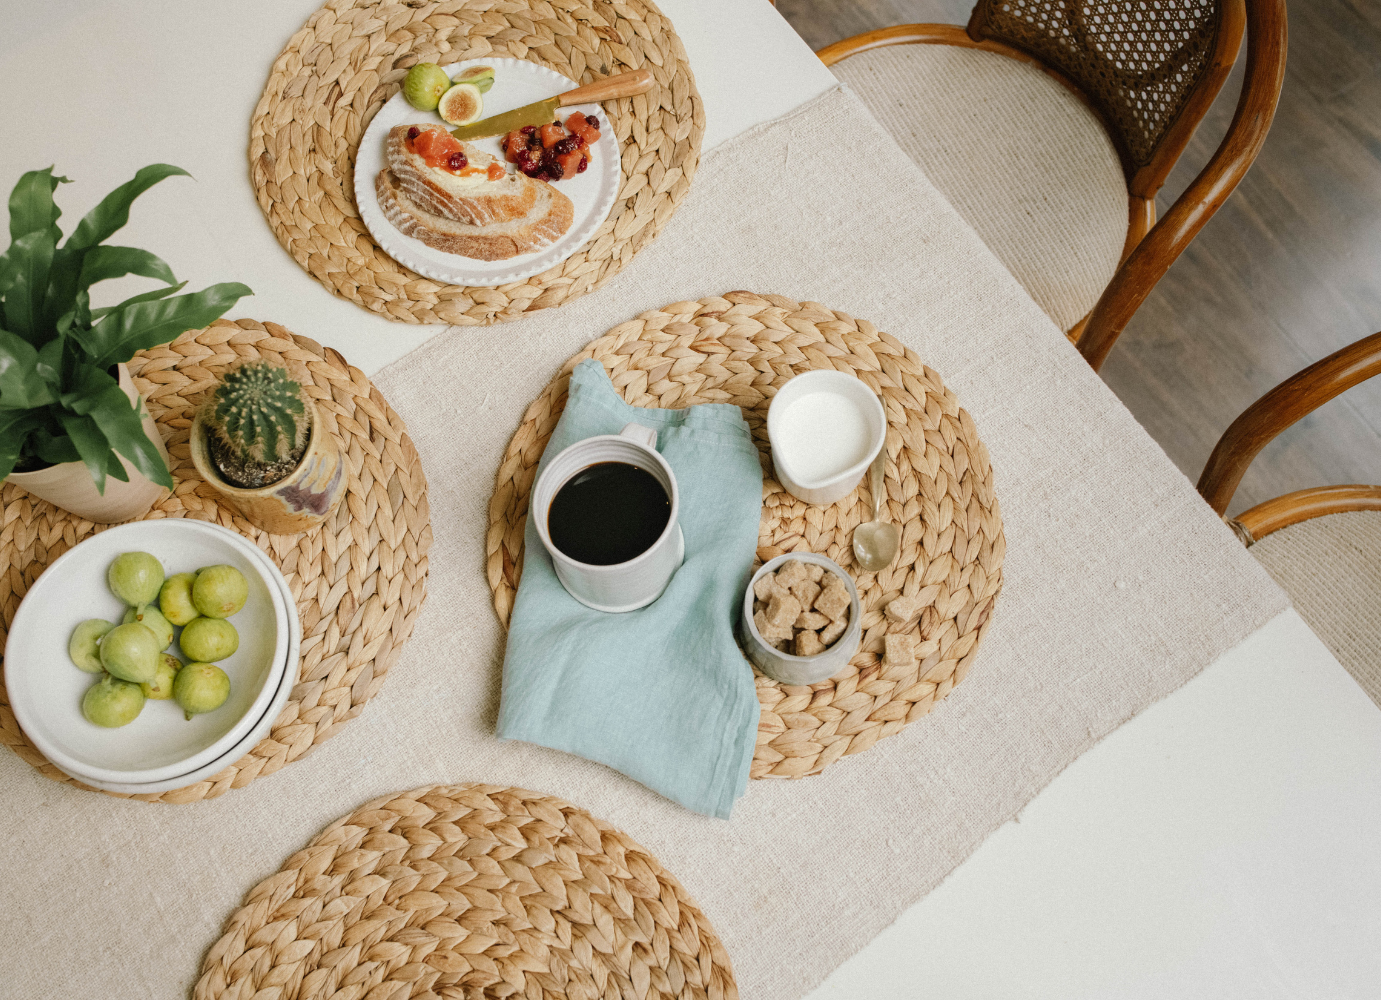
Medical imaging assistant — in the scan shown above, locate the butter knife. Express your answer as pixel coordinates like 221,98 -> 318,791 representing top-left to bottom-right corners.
449,68 -> 653,140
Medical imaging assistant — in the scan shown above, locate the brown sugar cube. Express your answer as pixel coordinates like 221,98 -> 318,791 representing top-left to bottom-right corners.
753,572 -> 779,602
790,579 -> 821,610
795,610 -> 830,630
774,638 -> 794,652
814,578 -> 851,621
806,563 -> 824,583
885,594 -> 919,624
775,559 -> 808,590
795,629 -> 826,657
764,591 -> 802,630
754,609 -> 793,643
883,632 -> 916,667
820,617 -> 847,646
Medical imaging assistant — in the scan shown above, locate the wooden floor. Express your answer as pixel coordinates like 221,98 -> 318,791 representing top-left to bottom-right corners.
776,0 -> 1381,517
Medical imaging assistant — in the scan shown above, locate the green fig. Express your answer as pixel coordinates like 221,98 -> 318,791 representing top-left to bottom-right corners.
123,604 -> 174,650
99,622 -> 160,684
179,617 -> 239,663
173,662 -> 230,720
192,565 -> 248,619
403,61 -> 452,111
82,674 -> 145,728
68,619 -> 115,673
142,653 -> 182,700
454,65 -> 495,93
159,572 -> 199,626
107,551 -> 164,607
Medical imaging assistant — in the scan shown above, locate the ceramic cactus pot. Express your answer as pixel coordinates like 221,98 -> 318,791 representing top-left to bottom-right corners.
5,364 -> 171,524
189,396 -> 346,535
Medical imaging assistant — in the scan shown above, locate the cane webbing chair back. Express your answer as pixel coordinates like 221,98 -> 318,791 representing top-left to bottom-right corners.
968,0 -> 1243,195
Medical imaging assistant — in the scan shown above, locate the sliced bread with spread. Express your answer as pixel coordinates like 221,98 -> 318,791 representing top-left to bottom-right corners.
375,124 -> 573,261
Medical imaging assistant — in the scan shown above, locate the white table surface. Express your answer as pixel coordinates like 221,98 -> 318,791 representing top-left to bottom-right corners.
2,2 -> 1379,995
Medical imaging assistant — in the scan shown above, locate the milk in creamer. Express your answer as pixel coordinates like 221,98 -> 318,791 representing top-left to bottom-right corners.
773,390 -> 873,483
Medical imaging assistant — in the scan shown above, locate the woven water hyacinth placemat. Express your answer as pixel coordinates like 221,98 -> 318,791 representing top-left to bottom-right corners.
251,0 -> 703,326
0,319 -> 431,803
487,292 -> 1006,779
193,783 -> 737,1000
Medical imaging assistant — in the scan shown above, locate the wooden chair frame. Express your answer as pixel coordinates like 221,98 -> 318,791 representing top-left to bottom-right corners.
1196,330 -> 1381,544
817,2 -> 1288,371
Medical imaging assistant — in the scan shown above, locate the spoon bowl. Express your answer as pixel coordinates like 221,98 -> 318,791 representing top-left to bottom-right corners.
852,446 -> 899,571
853,519 -> 900,571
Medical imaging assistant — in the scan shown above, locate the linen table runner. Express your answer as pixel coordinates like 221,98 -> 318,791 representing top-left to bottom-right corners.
0,87 -> 1287,1000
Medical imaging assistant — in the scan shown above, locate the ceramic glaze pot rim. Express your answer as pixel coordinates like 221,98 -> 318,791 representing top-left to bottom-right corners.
532,430 -> 680,573
766,369 -> 886,491
190,398 -> 322,498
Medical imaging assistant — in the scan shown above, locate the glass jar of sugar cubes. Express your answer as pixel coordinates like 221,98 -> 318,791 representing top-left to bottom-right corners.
739,553 -> 861,684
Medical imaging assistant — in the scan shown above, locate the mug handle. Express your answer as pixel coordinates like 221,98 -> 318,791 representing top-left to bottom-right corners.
619,422 -> 658,450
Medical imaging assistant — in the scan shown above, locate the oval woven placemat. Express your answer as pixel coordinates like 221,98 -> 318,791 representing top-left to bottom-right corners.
194,783 -> 737,1000
0,318 -> 432,803
251,0 -> 703,326
487,292 -> 1005,779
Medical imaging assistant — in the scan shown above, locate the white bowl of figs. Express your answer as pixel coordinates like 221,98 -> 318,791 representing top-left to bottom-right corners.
4,520 -> 299,793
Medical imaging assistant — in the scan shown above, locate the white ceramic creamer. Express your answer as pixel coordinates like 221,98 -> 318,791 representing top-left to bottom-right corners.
767,370 -> 886,505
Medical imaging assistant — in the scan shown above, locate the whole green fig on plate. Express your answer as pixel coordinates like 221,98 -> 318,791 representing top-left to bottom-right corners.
82,674 -> 145,728
107,552 -> 164,607
99,622 -> 160,684
69,619 -> 115,673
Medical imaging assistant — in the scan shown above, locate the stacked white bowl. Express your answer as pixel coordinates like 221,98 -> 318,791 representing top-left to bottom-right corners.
5,520 -> 301,794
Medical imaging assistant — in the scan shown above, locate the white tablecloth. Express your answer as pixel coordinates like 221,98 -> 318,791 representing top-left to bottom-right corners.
1,2 -> 1378,996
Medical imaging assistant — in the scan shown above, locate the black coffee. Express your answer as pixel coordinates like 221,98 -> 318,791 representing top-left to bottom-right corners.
548,461 -> 670,565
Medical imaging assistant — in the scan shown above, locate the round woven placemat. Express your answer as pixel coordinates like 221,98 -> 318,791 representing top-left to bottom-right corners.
194,783 -> 737,1000
251,0 -> 703,326
0,318 -> 432,803
487,292 -> 1005,779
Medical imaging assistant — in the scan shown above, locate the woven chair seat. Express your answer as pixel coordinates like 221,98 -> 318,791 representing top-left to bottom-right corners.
833,44 -> 1128,333
1251,510 -> 1381,707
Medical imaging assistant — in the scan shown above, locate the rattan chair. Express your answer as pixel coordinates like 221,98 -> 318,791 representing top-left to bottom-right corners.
819,1 -> 1288,370
1197,330 -> 1381,706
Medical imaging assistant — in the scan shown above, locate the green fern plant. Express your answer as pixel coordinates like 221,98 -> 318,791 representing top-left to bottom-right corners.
203,363 -> 309,486
0,164 -> 251,492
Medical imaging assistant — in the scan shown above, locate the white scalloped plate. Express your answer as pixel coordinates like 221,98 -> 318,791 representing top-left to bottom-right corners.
354,57 -> 622,287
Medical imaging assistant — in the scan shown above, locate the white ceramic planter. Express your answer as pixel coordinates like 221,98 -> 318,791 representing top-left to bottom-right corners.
5,364 -> 171,523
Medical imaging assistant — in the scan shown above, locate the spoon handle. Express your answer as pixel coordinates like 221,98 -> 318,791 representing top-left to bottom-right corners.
869,447 -> 885,522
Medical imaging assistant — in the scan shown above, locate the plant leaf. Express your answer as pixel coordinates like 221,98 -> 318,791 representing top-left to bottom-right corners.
61,362 -> 119,415
0,327 -> 56,409
78,245 -> 176,290
65,164 -> 190,251
89,281 -> 186,321
85,382 -> 172,489
0,409 -> 45,481
56,409 -> 113,494
2,228 -> 57,343
56,289 -> 91,335
8,166 -> 69,242
44,244 -> 175,331
31,424 -> 80,465
81,281 -> 251,369
35,336 -> 64,389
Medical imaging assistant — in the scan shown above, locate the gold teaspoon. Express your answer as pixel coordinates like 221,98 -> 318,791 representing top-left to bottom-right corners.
852,446 -> 899,572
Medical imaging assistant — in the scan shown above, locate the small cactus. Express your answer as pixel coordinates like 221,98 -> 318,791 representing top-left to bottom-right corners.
205,363 -> 308,465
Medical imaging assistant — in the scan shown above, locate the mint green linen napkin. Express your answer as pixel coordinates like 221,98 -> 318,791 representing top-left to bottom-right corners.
497,360 -> 763,818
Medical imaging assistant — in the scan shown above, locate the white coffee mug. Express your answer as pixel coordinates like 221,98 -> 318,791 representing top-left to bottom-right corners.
532,422 -> 685,613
